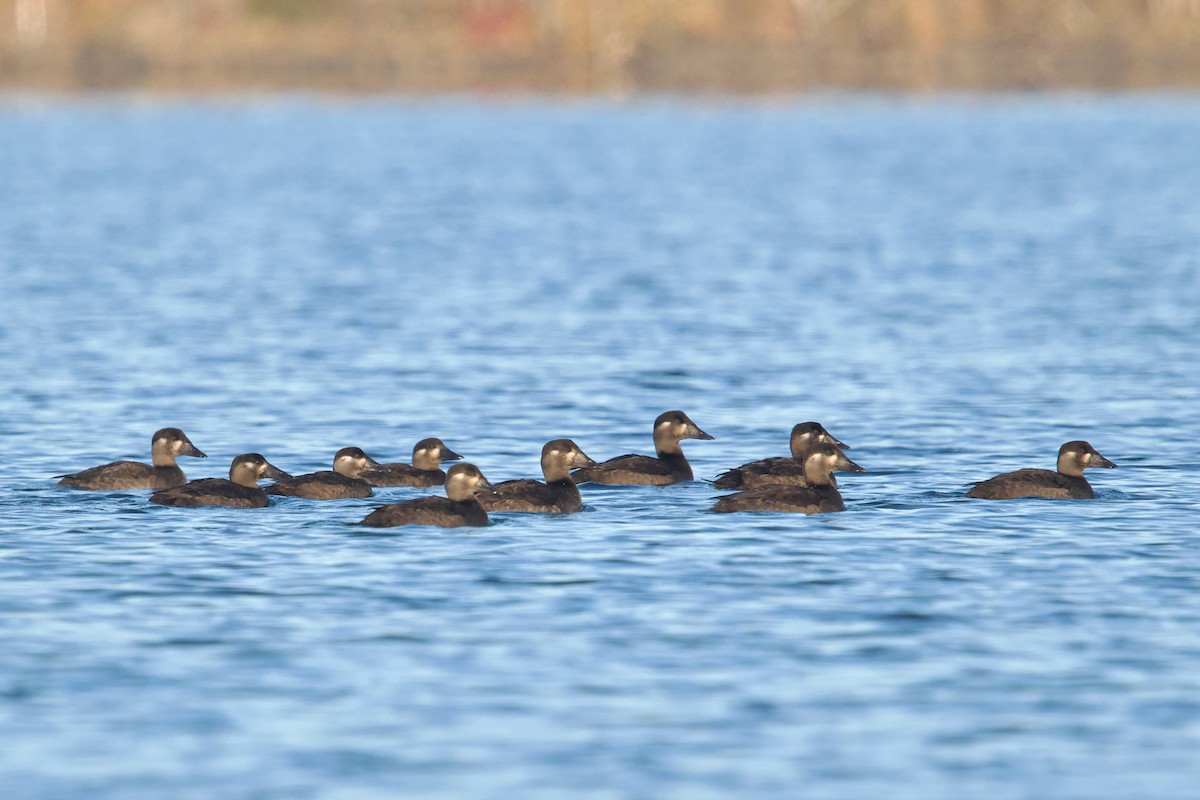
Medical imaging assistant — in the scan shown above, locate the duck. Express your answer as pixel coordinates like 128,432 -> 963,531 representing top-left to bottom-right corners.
56,427 -> 207,490
264,446 -> 379,500
712,421 -> 849,489
571,410 -> 714,485
710,442 -> 865,514
478,439 -> 596,513
359,438 -> 464,487
966,441 -> 1116,500
149,454 -> 290,508
357,463 -> 492,528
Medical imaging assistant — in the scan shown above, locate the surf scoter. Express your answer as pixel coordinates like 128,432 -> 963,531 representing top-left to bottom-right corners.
150,453 -> 290,508
571,410 -> 714,485
57,427 -> 206,490
711,442 -> 865,514
966,441 -> 1116,500
358,463 -> 492,528
265,446 -> 379,500
359,438 -> 464,487
478,439 -> 596,513
713,421 -> 849,489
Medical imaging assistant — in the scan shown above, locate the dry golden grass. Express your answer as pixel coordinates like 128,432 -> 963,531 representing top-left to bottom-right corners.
3,0 -> 1200,91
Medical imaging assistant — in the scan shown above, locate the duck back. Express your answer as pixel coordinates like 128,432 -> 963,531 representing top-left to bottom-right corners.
59,461 -> 186,491
151,479 -> 271,508
265,471 -> 373,500
711,483 -> 846,514
712,457 -> 814,490
966,469 -> 1093,500
359,496 -> 488,528
572,453 -> 689,485
479,479 -> 582,513
360,463 -> 446,487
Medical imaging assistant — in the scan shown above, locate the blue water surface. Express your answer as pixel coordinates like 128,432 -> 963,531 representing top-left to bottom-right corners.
1,94 -> 1199,799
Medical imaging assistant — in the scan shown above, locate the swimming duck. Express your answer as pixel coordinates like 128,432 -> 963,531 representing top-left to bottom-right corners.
713,422 -> 849,489
359,438 -> 464,487
358,463 -> 492,528
710,442 -> 865,514
571,410 -> 714,485
966,441 -> 1116,500
265,447 -> 379,500
56,427 -> 206,490
478,439 -> 596,513
150,454 -> 290,508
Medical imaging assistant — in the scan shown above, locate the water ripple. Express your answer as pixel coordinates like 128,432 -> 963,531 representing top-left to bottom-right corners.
1,95 -> 1199,800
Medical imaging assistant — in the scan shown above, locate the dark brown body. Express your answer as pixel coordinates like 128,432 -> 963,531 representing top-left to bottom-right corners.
572,410 -> 713,486
572,453 -> 691,485
711,482 -> 847,514
360,438 -> 463,487
359,495 -> 489,528
966,469 -> 1096,500
60,462 -> 189,491
265,447 -> 378,500
152,479 -> 273,508
713,422 -> 848,490
711,442 -> 864,515
713,456 -> 810,490
479,479 -> 582,513
57,428 -> 206,490
151,454 -> 289,508
266,471 -> 373,500
358,463 -> 492,528
966,441 -> 1116,500
480,439 -> 596,513
360,464 -> 447,488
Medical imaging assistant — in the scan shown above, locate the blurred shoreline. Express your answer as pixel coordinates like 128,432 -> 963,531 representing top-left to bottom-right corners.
4,0 -> 1200,94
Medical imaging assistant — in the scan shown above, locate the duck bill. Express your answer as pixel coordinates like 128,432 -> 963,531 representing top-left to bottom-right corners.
183,442 -> 207,458
836,453 -> 866,473
1091,453 -> 1117,469
574,453 -> 599,468
263,463 -> 291,480
472,476 -> 493,494
688,425 -> 715,441
441,448 -> 465,462
830,435 -> 850,450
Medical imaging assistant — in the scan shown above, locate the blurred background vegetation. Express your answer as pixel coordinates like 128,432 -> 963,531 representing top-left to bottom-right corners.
3,0 -> 1200,92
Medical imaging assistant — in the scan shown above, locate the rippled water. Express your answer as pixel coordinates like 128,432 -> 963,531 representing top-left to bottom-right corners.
2,94 -> 1199,798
